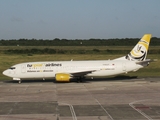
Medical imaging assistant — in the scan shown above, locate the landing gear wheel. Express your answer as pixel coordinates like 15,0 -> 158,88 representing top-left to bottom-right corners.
18,80 -> 21,84
77,77 -> 83,83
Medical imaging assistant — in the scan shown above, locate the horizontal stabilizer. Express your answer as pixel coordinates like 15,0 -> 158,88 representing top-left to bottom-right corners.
136,59 -> 157,65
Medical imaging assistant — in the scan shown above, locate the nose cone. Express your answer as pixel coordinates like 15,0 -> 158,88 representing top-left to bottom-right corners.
3,69 -> 10,77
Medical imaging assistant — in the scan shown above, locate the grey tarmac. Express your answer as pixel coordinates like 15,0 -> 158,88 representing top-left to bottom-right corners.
0,77 -> 160,120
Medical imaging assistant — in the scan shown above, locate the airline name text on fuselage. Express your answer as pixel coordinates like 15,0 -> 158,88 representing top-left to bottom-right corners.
27,63 -> 62,68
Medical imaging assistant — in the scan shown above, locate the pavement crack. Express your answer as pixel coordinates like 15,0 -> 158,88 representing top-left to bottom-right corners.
98,116 -> 102,120
55,101 -> 60,120
7,102 -> 18,115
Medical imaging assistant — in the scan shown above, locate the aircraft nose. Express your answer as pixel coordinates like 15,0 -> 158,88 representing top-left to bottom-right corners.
3,69 -> 10,76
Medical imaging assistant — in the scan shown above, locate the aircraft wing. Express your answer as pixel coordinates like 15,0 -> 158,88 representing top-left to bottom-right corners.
70,70 -> 96,77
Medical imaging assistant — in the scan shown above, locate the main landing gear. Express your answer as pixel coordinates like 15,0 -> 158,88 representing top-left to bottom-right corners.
76,77 -> 84,83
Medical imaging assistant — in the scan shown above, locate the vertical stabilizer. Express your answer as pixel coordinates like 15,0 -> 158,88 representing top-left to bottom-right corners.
115,34 -> 152,61
126,34 -> 151,61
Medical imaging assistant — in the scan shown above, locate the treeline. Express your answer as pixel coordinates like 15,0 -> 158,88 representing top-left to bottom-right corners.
0,37 -> 160,46
5,48 -> 129,55
5,48 -> 160,55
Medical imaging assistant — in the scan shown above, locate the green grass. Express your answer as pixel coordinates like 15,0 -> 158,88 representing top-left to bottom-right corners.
0,52 -> 159,80
0,46 -> 160,80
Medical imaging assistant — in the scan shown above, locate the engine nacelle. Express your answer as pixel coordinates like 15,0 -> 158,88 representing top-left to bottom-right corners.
55,73 -> 71,82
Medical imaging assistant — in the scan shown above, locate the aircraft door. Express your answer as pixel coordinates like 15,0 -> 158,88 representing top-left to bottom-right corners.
21,64 -> 26,73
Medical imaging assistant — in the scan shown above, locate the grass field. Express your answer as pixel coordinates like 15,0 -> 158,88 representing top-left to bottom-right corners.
0,45 -> 159,81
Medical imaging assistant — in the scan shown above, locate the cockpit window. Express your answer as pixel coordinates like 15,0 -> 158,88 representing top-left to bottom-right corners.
10,67 -> 16,70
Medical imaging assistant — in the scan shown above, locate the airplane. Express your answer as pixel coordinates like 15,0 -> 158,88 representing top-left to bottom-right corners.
3,34 -> 152,83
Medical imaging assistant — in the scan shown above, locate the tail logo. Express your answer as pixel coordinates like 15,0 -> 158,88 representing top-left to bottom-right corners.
126,39 -> 149,61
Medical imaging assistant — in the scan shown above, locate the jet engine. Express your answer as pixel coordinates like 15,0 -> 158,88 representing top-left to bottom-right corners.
55,73 -> 71,82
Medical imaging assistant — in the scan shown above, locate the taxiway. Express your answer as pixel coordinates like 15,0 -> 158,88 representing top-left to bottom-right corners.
0,77 -> 160,120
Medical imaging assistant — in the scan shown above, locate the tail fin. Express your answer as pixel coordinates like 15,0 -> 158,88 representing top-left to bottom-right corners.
126,34 -> 151,61
115,34 -> 152,61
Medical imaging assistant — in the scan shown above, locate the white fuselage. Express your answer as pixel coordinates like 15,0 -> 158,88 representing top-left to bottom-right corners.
3,60 -> 143,80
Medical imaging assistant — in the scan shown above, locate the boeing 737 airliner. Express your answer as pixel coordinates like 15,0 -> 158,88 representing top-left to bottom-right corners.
3,34 -> 152,83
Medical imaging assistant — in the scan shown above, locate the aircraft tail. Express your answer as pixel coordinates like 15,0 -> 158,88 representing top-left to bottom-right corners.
115,34 -> 152,61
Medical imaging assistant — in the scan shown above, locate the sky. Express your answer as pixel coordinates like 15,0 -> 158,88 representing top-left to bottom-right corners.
0,0 -> 160,39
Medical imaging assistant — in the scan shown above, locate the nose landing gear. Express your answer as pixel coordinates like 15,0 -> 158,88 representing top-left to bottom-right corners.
18,80 -> 21,84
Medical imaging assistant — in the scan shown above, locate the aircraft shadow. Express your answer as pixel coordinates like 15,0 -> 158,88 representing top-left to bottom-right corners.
77,75 -> 138,83
3,75 -> 138,84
